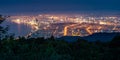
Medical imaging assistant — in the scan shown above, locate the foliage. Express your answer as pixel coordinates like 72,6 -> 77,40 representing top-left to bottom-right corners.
0,15 -> 9,40
0,35 -> 119,60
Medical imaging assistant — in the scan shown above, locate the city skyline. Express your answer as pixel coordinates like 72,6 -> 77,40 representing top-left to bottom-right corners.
6,14 -> 120,38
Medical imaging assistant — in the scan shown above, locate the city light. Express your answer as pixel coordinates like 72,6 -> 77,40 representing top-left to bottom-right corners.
8,14 -> 120,38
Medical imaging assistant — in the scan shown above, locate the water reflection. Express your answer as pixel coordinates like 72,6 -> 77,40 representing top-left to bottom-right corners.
2,19 -> 32,37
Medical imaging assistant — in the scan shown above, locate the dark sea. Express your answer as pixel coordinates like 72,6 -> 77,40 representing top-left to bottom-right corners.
1,19 -> 32,37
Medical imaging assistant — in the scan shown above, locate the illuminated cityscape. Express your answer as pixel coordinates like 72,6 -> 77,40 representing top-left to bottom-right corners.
7,14 -> 120,38
1,0 -> 120,59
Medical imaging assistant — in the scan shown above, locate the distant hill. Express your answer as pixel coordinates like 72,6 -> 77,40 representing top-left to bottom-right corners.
57,36 -> 81,42
57,32 -> 120,42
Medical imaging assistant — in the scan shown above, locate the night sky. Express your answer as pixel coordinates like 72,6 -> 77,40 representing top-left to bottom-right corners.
0,0 -> 120,14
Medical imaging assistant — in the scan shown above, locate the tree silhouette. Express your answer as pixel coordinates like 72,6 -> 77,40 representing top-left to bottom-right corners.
0,15 -> 6,40
110,36 -> 120,48
0,15 -> 10,40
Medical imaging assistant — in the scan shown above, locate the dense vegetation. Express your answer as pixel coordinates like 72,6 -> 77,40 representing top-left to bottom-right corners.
0,15 -> 120,60
0,36 -> 119,60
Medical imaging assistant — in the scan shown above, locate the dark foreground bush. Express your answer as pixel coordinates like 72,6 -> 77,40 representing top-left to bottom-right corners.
0,36 -> 119,60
